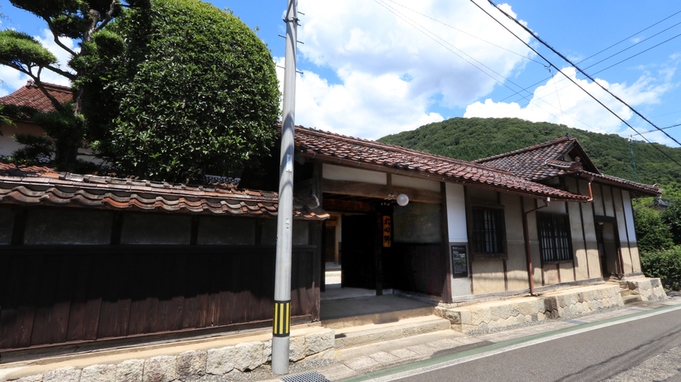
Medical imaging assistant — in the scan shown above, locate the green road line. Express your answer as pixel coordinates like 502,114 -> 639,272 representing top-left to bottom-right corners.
341,303 -> 681,382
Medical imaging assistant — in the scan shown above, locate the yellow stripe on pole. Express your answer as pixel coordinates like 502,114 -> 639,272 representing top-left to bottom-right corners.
273,301 -> 290,337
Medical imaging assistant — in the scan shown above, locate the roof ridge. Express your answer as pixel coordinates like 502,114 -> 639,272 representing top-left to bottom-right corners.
473,136 -> 573,163
26,80 -> 72,92
295,125 -> 515,175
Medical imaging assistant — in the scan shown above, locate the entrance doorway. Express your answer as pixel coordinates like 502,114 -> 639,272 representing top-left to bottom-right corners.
341,214 -> 377,289
596,219 -> 621,277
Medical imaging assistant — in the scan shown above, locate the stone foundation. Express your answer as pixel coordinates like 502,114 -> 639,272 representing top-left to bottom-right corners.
4,329 -> 335,382
620,277 -> 668,302
437,283 -> 624,334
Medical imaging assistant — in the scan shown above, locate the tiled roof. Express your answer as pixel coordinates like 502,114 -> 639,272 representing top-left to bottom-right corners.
294,126 -> 590,201
0,81 -> 73,114
473,136 -> 660,196
580,170 -> 661,195
0,162 -> 328,220
472,137 -> 588,180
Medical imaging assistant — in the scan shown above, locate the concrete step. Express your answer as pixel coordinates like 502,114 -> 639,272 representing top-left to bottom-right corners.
620,287 -> 642,305
333,315 -> 451,349
622,294 -> 642,305
322,305 -> 435,329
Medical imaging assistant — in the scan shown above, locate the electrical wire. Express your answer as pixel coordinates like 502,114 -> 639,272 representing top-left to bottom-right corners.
374,0 -> 595,131
381,0 -> 546,66
470,0 -> 681,168
499,10 -> 681,107
374,0 -> 534,102
483,0 -> 681,148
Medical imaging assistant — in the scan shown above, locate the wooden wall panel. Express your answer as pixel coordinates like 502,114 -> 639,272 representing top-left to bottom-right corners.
391,244 -> 445,296
0,246 -> 316,351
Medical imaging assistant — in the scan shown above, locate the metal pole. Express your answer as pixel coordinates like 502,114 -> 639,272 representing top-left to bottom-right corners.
272,0 -> 297,375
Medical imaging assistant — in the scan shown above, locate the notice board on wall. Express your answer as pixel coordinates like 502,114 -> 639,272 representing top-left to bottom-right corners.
450,243 -> 468,277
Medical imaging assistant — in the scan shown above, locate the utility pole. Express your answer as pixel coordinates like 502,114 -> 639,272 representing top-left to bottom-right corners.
272,0 -> 297,375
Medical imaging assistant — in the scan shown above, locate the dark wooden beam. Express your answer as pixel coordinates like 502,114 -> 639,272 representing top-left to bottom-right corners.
322,199 -> 374,212
322,179 -> 442,204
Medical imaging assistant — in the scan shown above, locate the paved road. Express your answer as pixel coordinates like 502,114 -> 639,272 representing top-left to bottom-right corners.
384,305 -> 681,382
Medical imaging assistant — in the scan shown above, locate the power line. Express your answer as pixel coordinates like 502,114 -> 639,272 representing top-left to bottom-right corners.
579,8 -> 681,65
484,0 -> 681,148
382,0 -> 546,66
374,0 -> 595,130
469,0 -> 681,169
499,10 -> 681,107
374,0 -> 534,101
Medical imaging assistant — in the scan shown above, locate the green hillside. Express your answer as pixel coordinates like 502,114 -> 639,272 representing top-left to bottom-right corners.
377,117 -> 681,186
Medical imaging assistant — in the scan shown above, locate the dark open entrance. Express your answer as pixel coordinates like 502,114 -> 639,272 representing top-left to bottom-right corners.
596,217 -> 621,277
341,214 -> 379,290
321,195 -> 446,300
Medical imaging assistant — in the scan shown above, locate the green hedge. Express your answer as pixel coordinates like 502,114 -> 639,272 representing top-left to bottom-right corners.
641,246 -> 681,290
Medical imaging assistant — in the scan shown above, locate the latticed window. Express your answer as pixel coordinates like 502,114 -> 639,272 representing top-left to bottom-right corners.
470,207 -> 506,257
538,213 -> 573,262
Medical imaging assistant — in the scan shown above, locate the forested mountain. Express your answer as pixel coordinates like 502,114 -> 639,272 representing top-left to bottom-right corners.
377,117 -> 681,186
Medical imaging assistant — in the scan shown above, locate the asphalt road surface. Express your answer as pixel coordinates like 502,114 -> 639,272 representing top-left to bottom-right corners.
386,305 -> 681,382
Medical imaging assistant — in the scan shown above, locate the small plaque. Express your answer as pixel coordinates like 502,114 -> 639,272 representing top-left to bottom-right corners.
451,244 -> 468,277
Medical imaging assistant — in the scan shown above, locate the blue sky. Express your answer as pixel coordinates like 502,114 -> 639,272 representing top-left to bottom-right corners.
1,0 -> 680,146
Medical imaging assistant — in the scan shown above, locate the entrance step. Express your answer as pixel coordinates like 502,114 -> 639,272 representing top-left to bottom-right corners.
620,288 -> 642,305
320,294 -> 437,327
333,315 -> 451,349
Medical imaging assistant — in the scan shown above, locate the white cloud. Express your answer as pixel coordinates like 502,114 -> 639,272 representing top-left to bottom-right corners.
287,0 -> 536,139
464,67 -> 674,138
0,29 -> 74,96
276,57 -> 443,139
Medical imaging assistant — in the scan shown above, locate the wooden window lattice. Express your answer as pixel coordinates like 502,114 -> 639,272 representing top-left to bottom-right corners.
538,213 -> 573,262
471,208 -> 505,256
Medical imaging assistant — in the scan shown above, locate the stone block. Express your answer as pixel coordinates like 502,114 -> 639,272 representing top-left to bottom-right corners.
263,339 -> 272,362
233,342 -> 264,372
177,350 -> 206,380
206,346 -> 235,375
17,375 -> 43,382
143,355 -> 177,382
304,348 -> 336,362
305,329 -> 335,356
43,368 -> 81,382
81,364 -> 117,382
289,335 -> 306,362
116,359 -> 144,382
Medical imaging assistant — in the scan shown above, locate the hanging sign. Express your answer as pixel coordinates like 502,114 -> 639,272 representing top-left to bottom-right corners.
382,215 -> 392,248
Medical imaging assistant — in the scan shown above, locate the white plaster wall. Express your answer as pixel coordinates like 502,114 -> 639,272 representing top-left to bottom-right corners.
602,185 -> 615,217
503,193 -> 529,292
592,185 -> 605,216
565,178 -> 589,280
542,200 -> 567,214
0,122 -> 46,157
446,183 -> 467,242
446,183 -> 471,296
613,189 -> 634,274
622,190 -> 642,273
622,190 -> 637,244
322,164 -> 387,184
392,174 -> 440,191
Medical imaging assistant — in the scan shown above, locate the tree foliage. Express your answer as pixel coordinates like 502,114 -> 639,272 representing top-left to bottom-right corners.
0,0 -> 132,169
83,0 -> 280,183
640,246 -> 681,290
378,117 -> 681,186
634,205 -> 674,252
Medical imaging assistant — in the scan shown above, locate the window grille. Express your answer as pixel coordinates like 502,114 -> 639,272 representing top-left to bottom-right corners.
470,207 -> 506,257
538,213 -> 573,262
